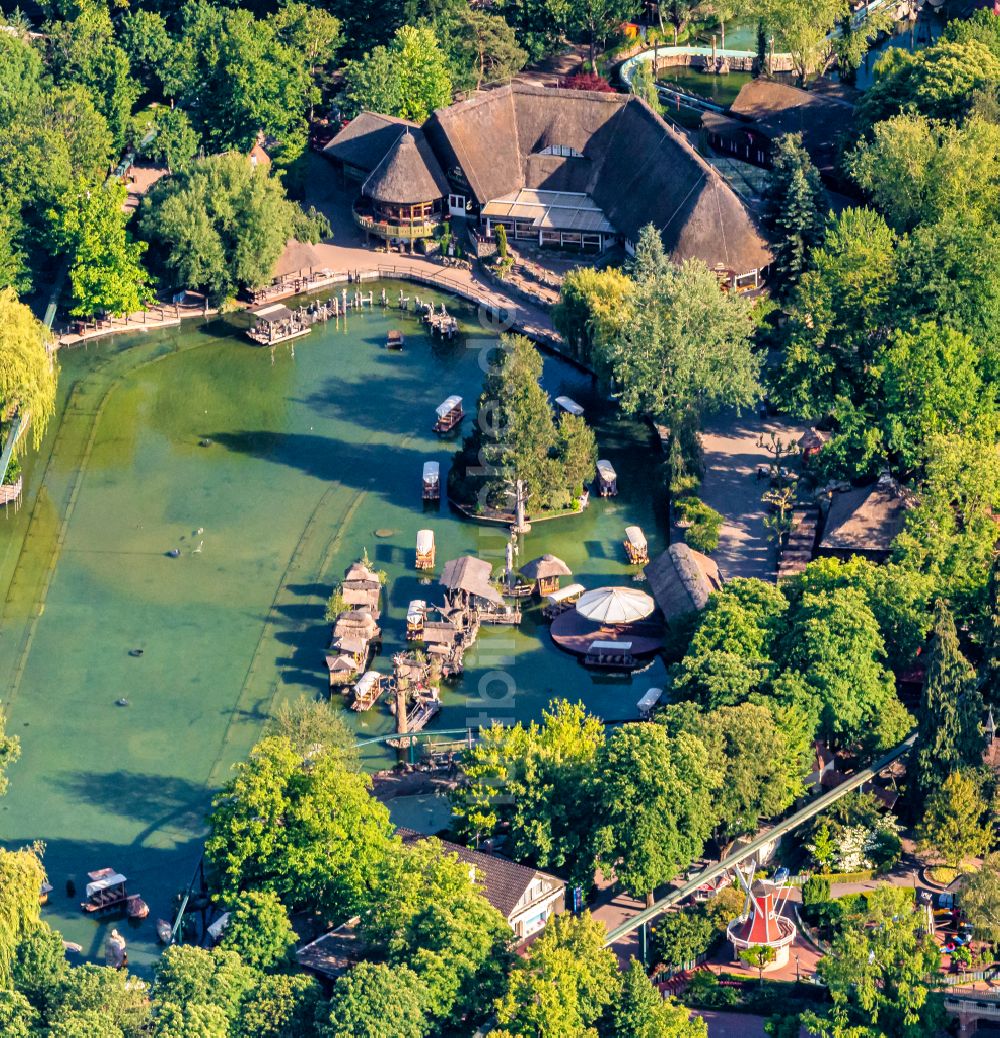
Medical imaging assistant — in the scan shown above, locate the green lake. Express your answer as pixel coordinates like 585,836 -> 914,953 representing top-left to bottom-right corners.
0,282 -> 668,968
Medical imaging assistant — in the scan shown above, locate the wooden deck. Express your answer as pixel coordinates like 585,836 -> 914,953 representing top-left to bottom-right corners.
549,610 -> 665,658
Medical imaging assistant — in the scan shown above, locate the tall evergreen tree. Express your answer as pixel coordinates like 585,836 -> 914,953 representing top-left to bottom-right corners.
913,600 -> 976,804
762,133 -> 826,295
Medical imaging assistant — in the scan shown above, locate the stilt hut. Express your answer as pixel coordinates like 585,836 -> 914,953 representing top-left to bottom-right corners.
341,561 -> 383,616
623,525 -> 648,564
422,461 -> 440,500
439,556 -> 504,612
596,459 -> 617,497
246,303 -> 311,346
329,608 -> 381,680
520,554 -> 572,598
433,396 -> 464,434
326,653 -> 357,689
415,529 -> 436,569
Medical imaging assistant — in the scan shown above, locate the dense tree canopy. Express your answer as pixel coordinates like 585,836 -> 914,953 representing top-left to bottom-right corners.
0,289 -> 57,452
140,153 -> 328,301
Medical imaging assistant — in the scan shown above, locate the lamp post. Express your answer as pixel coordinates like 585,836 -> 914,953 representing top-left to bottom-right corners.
795,952 -> 800,983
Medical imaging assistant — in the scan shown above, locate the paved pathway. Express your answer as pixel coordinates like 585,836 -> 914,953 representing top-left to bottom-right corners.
698,411 -> 807,581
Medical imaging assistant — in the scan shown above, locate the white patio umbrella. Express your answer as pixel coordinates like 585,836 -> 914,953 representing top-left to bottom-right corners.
575,586 -> 655,625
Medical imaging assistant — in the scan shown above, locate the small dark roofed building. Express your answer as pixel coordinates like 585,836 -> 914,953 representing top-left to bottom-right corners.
324,111 -> 420,181
704,79 -> 855,182
818,475 -> 914,563
397,828 -> 565,942
296,917 -> 366,985
644,542 -> 723,622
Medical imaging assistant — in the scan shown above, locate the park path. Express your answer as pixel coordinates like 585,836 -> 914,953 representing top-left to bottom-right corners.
698,411 -> 806,582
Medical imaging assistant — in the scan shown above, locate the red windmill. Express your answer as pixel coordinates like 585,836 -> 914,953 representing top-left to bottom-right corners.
725,859 -> 797,971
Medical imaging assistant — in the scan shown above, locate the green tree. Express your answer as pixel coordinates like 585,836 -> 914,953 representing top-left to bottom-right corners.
0,990 -> 37,1038
236,973 -> 321,1038
49,964 -> 150,1038
219,890 -> 297,971
848,116 -> 1000,234
893,432 -> 1000,623
150,107 -> 199,175
451,700 -> 605,889
446,8 -> 527,91
324,963 -> 427,1038
958,852 -> 1000,943
0,287 -> 57,452
651,906 -> 717,969
205,735 -> 394,919
12,920 -> 69,1020
274,3 -> 342,120
140,153 -> 328,302
671,578 -> 788,710
362,839 -> 512,1031
917,768 -> 992,870
596,724 -> 714,903
552,265 -> 632,366
780,586 -> 911,751
152,1002 -> 228,1038
152,945 -> 253,1026
54,179 -> 151,318
263,694 -> 358,767
803,885 -> 944,1038
163,1 -> 313,158
770,207 -> 897,445
494,912 -> 621,1038
629,60 -> 662,114
912,600 -> 979,804
342,26 -> 452,122
0,847 -> 44,987
0,32 -> 43,117
597,244 -> 760,429
557,412 -> 598,499
762,133 -> 826,295
739,943 -> 776,980
760,0 -> 848,84
565,0 -> 642,66
48,2 -> 140,147
614,958 -> 706,1038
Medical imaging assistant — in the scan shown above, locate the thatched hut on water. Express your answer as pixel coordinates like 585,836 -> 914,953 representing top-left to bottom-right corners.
520,554 -> 572,598
644,543 -> 723,623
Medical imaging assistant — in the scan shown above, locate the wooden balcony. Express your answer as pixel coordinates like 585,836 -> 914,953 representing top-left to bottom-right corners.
353,208 -> 438,240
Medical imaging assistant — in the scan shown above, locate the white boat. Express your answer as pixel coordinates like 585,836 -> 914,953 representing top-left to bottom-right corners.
624,525 -> 648,564
555,395 -> 584,417
637,687 -> 663,719
596,459 -> 617,496
542,581 -> 586,618
433,395 -> 464,433
416,529 -> 436,569
422,460 -> 440,499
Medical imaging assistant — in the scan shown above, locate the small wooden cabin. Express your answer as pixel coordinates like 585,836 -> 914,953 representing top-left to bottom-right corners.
555,396 -> 584,417
406,599 -> 426,640
596,459 -> 617,497
415,529 -> 436,569
623,525 -> 648,564
434,395 -> 464,434
387,329 -> 404,350
520,554 -> 572,598
422,461 -> 440,500
542,582 -> 585,619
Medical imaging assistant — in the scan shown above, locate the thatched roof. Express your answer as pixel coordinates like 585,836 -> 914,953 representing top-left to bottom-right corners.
423,83 -> 771,274
271,238 -> 326,280
819,477 -> 914,557
521,554 -> 572,580
333,609 -> 379,638
323,112 -> 419,173
297,918 -> 365,980
644,543 -> 722,619
728,79 -> 854,176
362,129 -> 450,205
440,556 -> 504,607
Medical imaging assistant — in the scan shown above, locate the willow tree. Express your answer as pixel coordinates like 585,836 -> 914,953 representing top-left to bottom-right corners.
0,847 -> 44,987
0,288 -> 57,452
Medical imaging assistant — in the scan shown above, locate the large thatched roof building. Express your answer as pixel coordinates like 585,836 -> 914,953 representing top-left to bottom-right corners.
818,476 -> 915,562
325,82 -> 771,282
